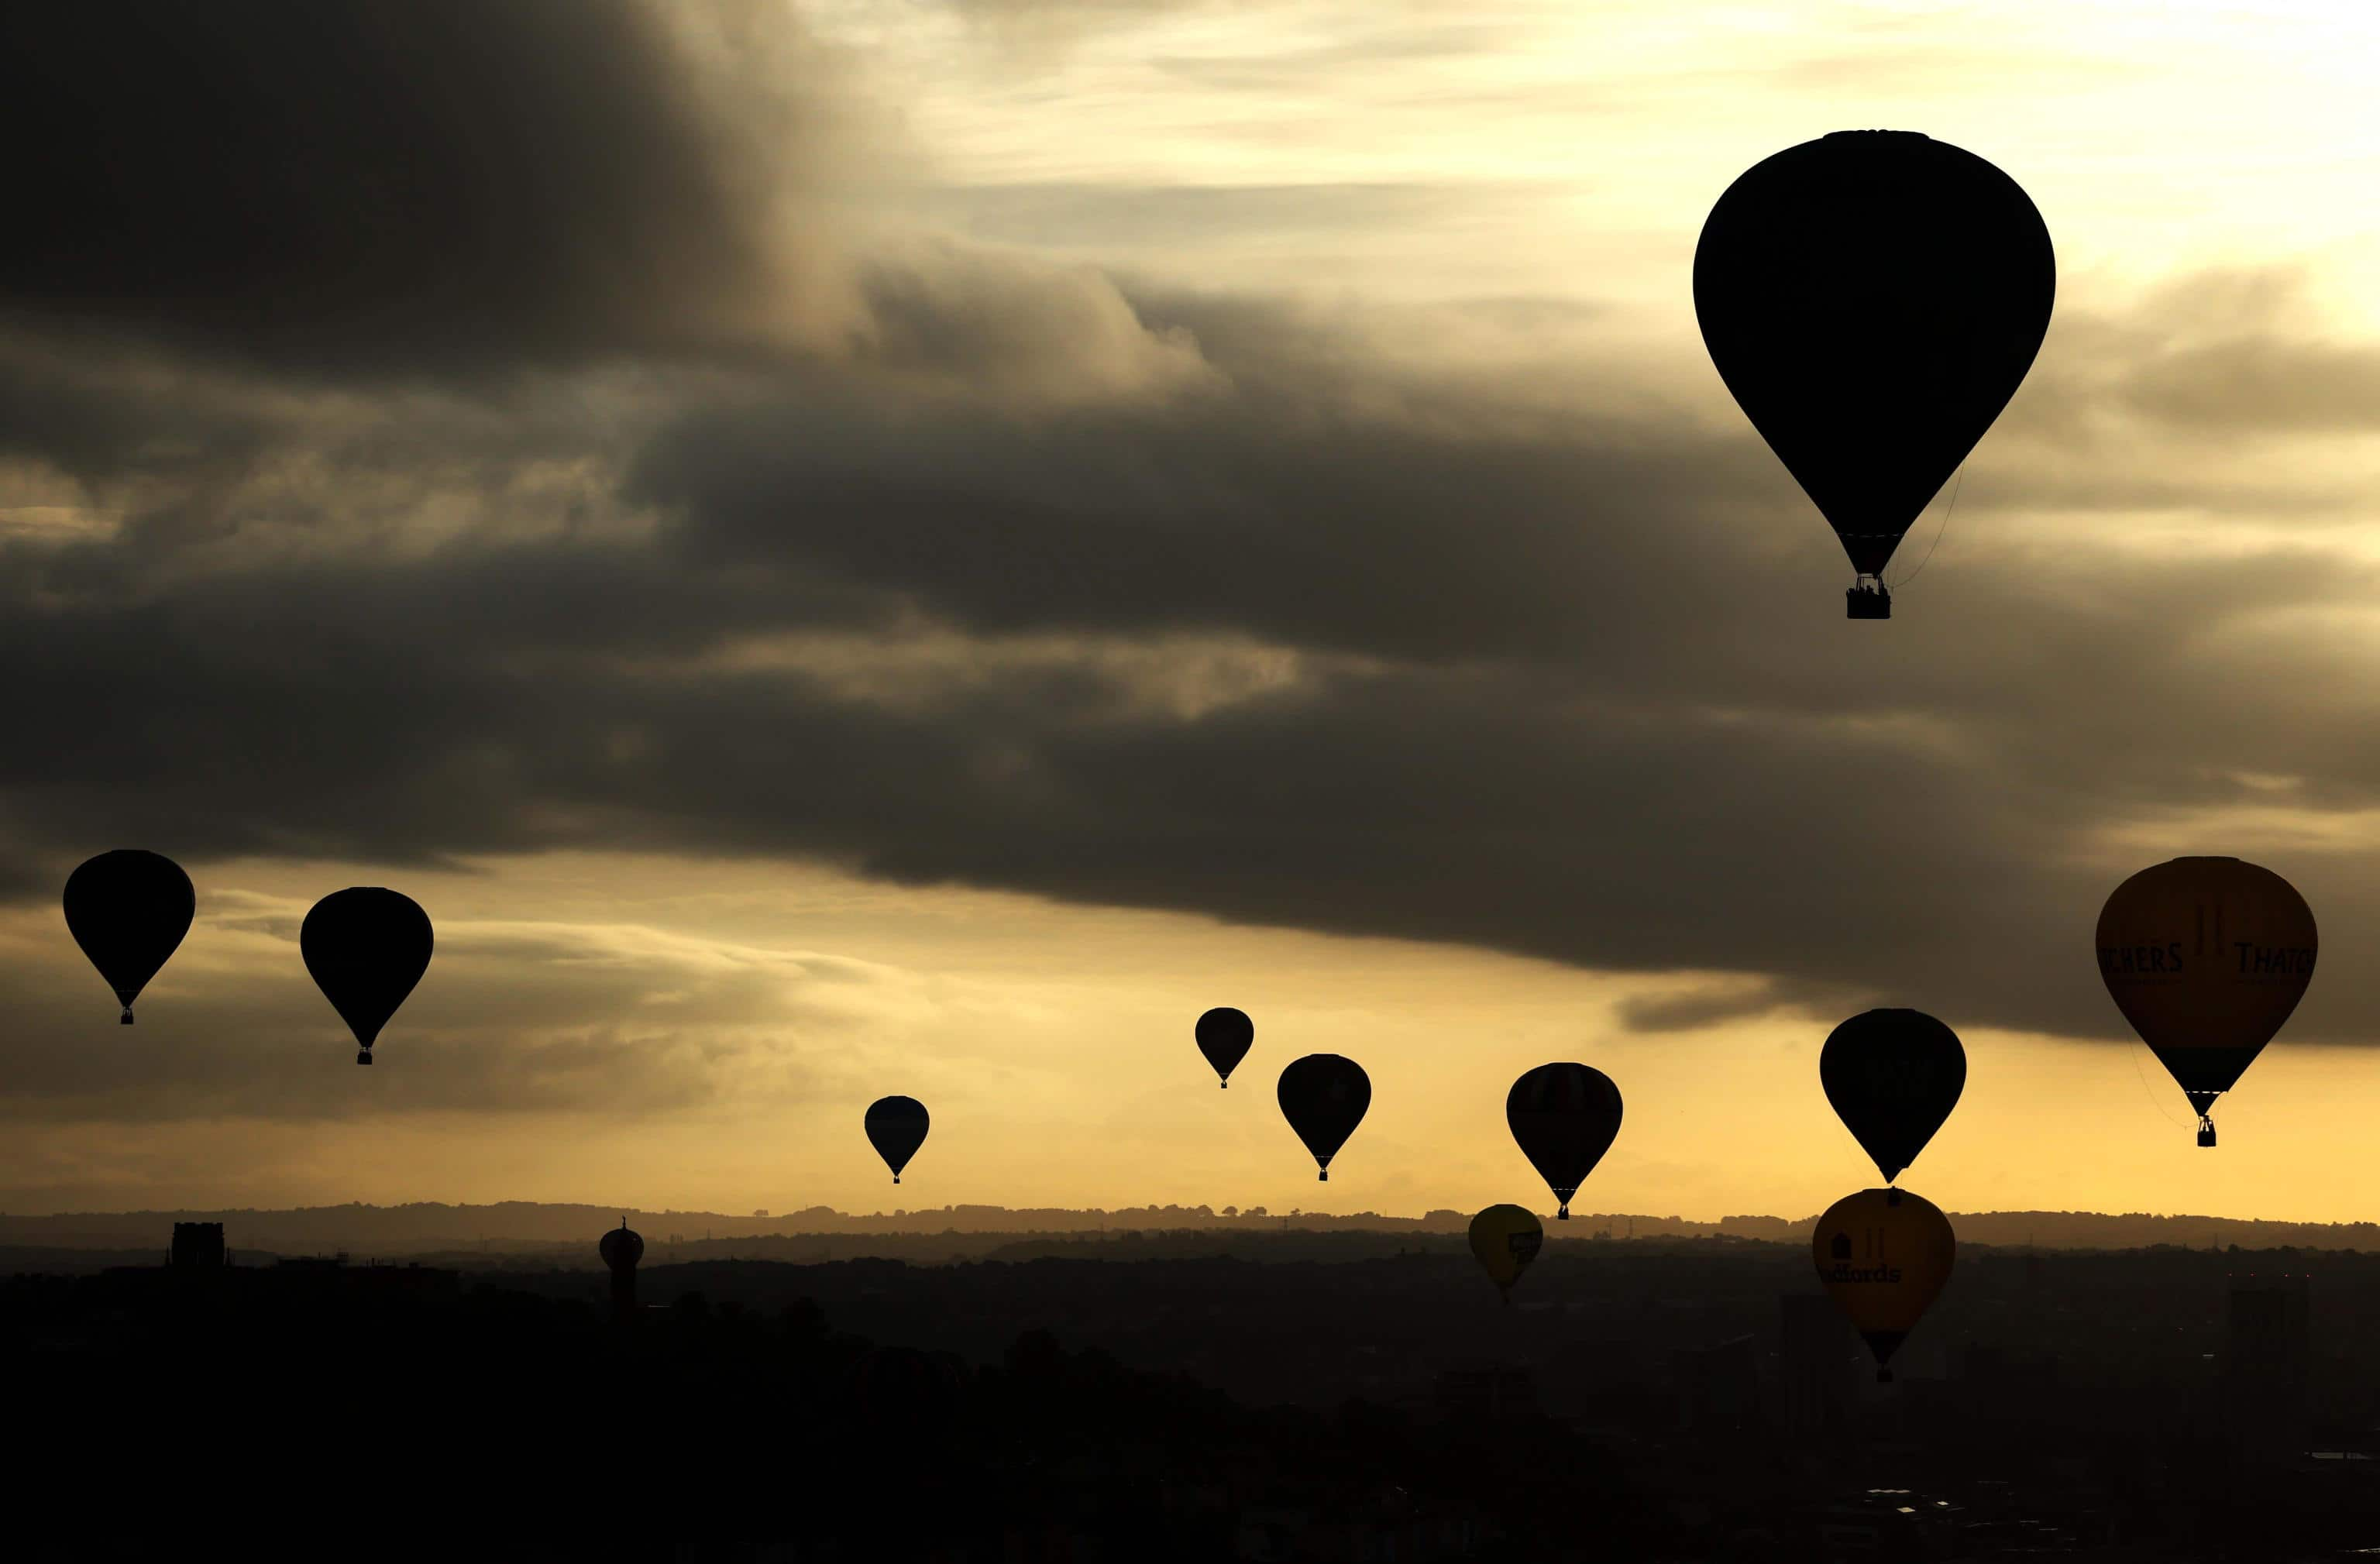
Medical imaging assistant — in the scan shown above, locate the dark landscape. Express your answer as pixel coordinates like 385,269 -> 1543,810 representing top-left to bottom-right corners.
13,1210 -> 2377,1559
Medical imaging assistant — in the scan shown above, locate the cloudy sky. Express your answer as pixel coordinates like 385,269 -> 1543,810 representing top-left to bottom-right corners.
5,0 -> 2379,1222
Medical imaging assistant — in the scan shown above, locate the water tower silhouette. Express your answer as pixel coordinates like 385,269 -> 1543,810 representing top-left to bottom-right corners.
600,1218 -> 644,1322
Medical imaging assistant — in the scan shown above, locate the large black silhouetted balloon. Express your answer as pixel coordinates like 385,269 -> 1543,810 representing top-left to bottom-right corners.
300,888 -> 433,1065
1195,1006 -> 1254,1088
865,1095 -> 930,1184
63,849 -> 195,1023
1505,1062 -> 1624,1219
1820,1009 -> 1966,1184
1277,1054 -> 1370,1181
1695,131 -> 2055,617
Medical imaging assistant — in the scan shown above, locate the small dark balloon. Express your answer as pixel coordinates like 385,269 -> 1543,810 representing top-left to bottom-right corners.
865,1095 -> 930,1183
1277,1054 -> 1369,1181
1195,1006 -> 1254,1088
63,850 -> 195,1023
1820,1009 -> 1966,1184
1505,1063 -> 1623,1219
301,888 -> 433,1064
1696,130 -> 2055,614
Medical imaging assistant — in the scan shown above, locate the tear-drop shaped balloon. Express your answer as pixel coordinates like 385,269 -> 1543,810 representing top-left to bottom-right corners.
1813,1186 -> 1955,1382
865,1095 -> 930,1184
1695,131 -> 2055,617
1276,1054 -> 1369,1181
63,850 -> 195,1024
1195,1006 -> 1254,1088
1505,1062 -> 1623,1220
1820,1010 -> 1965,1184
1467,1204 -> 1544,1302
300,888 -> 432,1064
2096,857 -> 2316,1146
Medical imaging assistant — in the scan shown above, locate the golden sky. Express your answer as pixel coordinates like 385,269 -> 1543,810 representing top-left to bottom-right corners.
3,0 -> 2378,1223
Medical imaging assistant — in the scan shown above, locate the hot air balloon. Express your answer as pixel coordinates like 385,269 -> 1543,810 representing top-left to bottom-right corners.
1277,1054 -> 1369,1181
1813,1186 -> 1955,1382
1820,1009 -> 1966,1184
2096,857 -> 2316,1147
1195,1006 -> 1254,1088
1505,1062 -> 1623,1220
300,888 -> 432,1065
865,1095 -> 930,1184
63,850 -> 195,1024
1467,1204 -> 1544,1304
1695,131 -> 2055,618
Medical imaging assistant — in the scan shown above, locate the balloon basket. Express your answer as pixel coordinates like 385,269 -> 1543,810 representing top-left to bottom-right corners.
356,1050 -> 373,1066
2197,1119 -> 2217,1149
119,1012 -> 135,1026
1846,581 -> 1892,620
1318,1170 -> 1328,1182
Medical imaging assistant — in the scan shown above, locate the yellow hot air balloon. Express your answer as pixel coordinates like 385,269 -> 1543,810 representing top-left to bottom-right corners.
2096,857 -> 2316,1146
1812,1187 -> 1954,1381
1468,1204 -> 1545,1304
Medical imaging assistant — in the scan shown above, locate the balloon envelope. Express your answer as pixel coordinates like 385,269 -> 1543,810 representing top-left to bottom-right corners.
1277,1054 -> 1370,1181
865,1095 -> 930,1182
1695,131 -> 2055,597
2096,857 -> 2316,1134
63,850 -> 195,1023
1195,1006 -> 1254,1087
1820,1009 -> 1966,1184
300,888 -> 432,1059
1813,1186 -> 1955,1380
1505,1063 -> 1623,1219
1468,1204 -> 1545,1299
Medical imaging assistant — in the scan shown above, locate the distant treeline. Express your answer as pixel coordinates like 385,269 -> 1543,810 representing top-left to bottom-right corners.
4,1200 -> 2375,1266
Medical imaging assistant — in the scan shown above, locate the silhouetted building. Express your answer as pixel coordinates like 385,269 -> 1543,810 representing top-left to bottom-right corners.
1780,1292 -> 1857,1436
171,1222 -> 225,1268
600,1219 -> 645,1322
1432,1363 -> 1537,1424
2225,1273 -> 2311,1462
1673,1333 -> 1759,1435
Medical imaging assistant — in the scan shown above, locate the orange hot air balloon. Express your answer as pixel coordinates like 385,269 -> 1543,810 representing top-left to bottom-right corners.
1467,1204 -> 1545,1304
2096,857 -> 2316,1147
1812,1187 -> 1954,1382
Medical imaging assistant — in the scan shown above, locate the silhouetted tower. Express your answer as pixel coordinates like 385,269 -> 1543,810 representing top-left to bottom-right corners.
171,1221 -> 225,1268
600,1218 -> 645,1322
2224,1272 -> 2310,1462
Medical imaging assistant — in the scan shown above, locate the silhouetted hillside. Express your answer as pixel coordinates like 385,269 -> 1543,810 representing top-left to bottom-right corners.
12,1239 -> 2378,1558
6,1201 -> 2378,1267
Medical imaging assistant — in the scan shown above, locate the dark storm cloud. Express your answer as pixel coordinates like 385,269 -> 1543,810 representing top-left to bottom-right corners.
3,0 -> 2378,1094
0,0 -> 837,375
920,180 -> 1501,252
9,272 -> 2380,1078
1615,980 -> 1842,1034
2,899 -> 857,1121
2007,271 -> 2380,444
